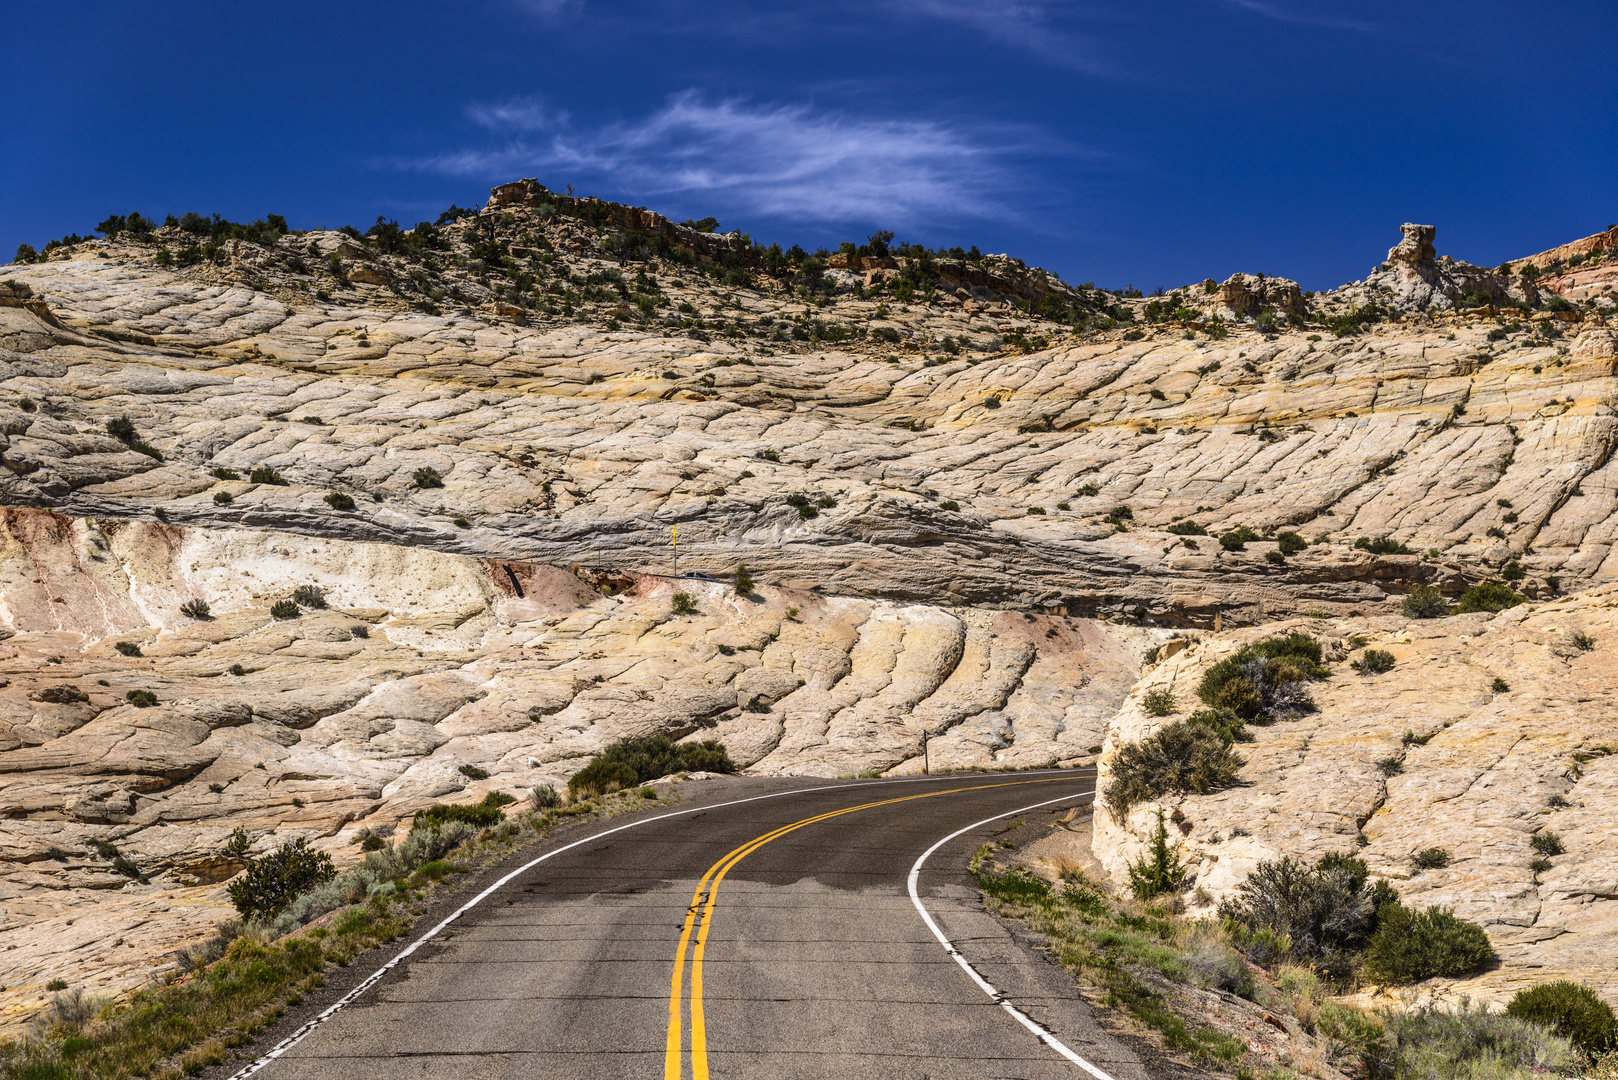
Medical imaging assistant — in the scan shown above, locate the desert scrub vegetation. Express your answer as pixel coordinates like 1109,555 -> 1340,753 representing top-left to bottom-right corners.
1103,710 -> 1247,817
1402,586 -> 1448,619
1196,631 -> 1325,721
1505,980 -> 1618,1055
971,853 -> 1247,1071
1454,581 -> 1525,614
976,842 -> 1544,1078
1102,632 -> 1325,819
1219,850 -> 1493,988
567,734 -> 736,799
0,782 -> 667,1080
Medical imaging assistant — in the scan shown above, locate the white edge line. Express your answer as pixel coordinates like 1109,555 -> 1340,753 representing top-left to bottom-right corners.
907,792 -> 1118,1080
226,769 -> 1092,1078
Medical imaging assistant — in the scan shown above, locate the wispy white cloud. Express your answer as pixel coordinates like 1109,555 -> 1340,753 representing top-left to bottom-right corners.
412,91 -> 1075,227
884,0 -> 1112,73
1221,0 -> 1378,33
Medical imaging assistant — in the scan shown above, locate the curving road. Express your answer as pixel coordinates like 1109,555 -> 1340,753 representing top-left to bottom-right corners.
240,772 -> 1153,1080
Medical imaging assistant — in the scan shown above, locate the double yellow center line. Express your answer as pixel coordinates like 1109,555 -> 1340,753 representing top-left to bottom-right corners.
662,777 -> 1072,1080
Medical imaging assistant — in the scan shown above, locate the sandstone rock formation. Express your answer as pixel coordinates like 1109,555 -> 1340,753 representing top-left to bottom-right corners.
1094,590 -> 1618,1008
3,185 -> 1616,1029
0,510 -> 1141,1032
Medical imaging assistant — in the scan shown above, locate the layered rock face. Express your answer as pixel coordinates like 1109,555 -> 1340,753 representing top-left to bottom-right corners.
0,510 -> 1141,1031
3,188 -> 1617,1026
1094,590 -> 1618,1008
2,228 -> 1616,627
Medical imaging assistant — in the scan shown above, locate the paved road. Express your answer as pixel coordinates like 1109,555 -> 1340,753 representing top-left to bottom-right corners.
254,772 -> 1152,1080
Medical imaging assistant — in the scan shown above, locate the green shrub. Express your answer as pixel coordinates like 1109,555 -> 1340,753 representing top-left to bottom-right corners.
412,791 -> 516,831
734,563 -> 755,596
1455,581 -> 1525,613
1490,676 -> 1510,693
1571,630 -> 1596,651
270,599 -> 300,619
114,641 -> 143,657
1276,531 -> 1306,556
1529,831 -> 1564,856
250,465 -> 288,485
1103,720 -> 1244,817
126,690 -> 158,707
1505,981 -> 1618,1054
179,598 -> 211,620
1403,587 -> 1448,618
410,466 -> 443,488
107,416 -> 137,444
1377,1001 -> 1576,1080
567,735 -> 736,798
1142,688 -> 1177,716
1361,904 -> 1495,984
1219,853 -> 1397,977
1354,536 -> 1413,555
1195,631 -> 1324,720
1412,846 -> 1450,870
1352,648 -> 1395,675
458,763 -> 490,780
324,491 -> 356,511
226,838 -> 337,920
1166,521 -> 1207,536
291,585 -> 327,608
1127,810 -> 1185,899
214,491 -> 235,505
670,592 -> 697,616
532,784 -> 561,809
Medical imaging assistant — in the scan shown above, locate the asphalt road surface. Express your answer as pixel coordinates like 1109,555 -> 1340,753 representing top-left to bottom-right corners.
246,771 -> 1153,1080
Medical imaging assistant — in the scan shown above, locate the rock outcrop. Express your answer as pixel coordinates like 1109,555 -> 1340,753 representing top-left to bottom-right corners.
1093,590 -> 1618,1009
1329,223 -> 1515,313
3,188 -> 1617,1030
0,510 -> 1142,1032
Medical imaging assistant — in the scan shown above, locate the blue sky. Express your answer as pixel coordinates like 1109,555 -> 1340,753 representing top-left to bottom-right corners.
4,1 -> 1614,291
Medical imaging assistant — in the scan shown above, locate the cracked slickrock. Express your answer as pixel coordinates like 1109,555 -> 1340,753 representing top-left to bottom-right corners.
2,193 -> 1616,1031
1095,589 -> 1618,1010
0,511 -> 1139,1032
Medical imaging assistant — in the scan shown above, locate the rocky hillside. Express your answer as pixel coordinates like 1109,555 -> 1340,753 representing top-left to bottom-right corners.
2,184 -> 1615,1030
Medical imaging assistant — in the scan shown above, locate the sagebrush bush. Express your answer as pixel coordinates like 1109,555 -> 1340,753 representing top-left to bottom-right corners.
670,592 -> 697,615
567,734 -> 736,798
227,838 -> 337,921
1403,586 -> 1448,618
250,465 -> 288,486
1219,852 -> 1396,977
1378,1001 -> 1576,1079
412,791 -> 516,831
1195,631 -> 1324,720
1505,981 -> 1618,1054
1103,720 -> 1244,817
531,783 -> 560,809
1529,831 -> 1564,856
270,599 -> 300,619
413,466 -> 443,488
1361,904 -> 1494,984
179,598 -> 211,620
1352,648 -> 1395,675
1412,846 -> 1450,870
1455,581 -> 1525,614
